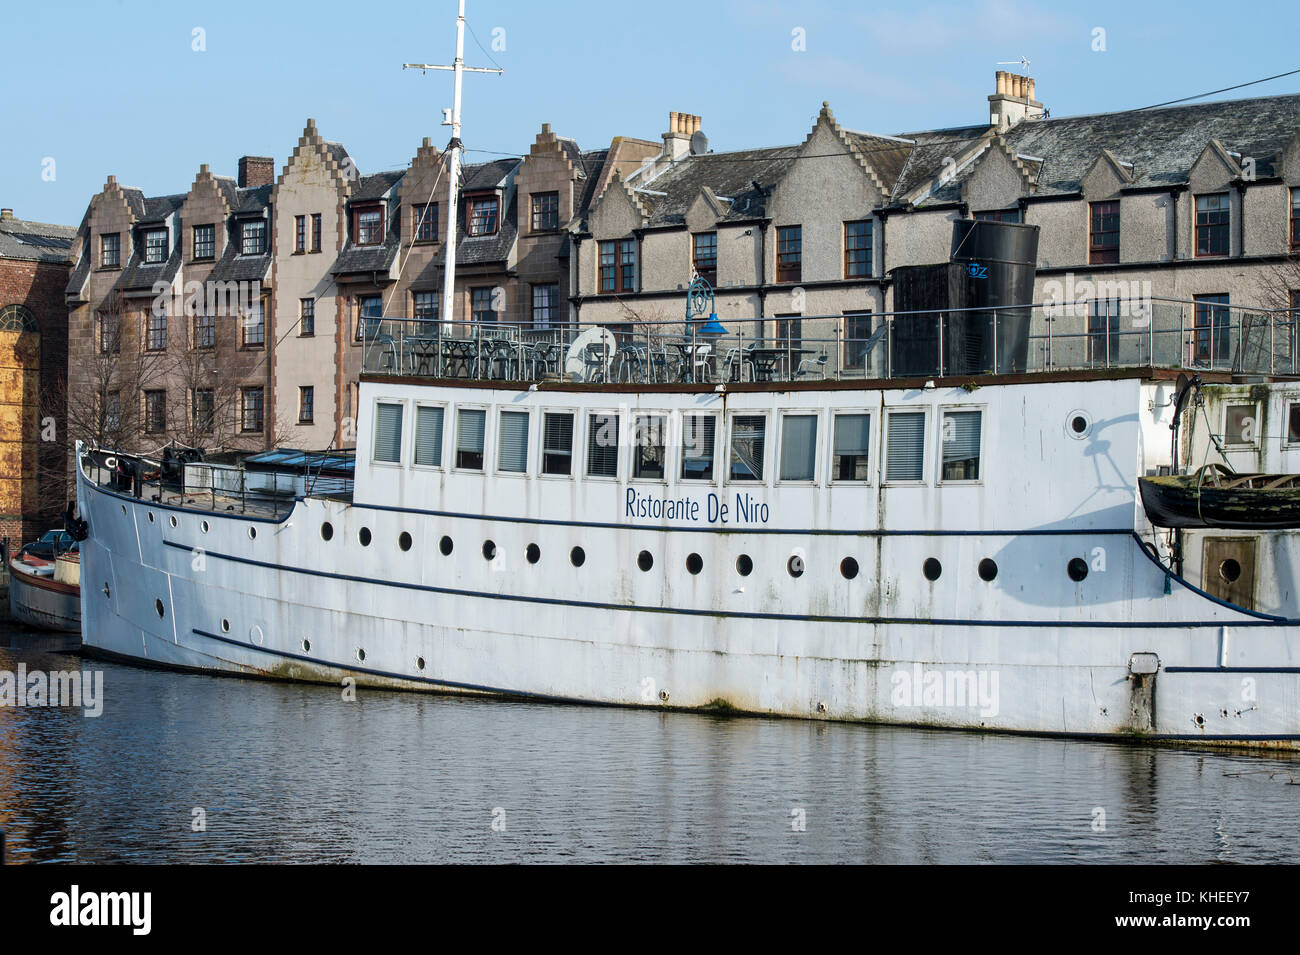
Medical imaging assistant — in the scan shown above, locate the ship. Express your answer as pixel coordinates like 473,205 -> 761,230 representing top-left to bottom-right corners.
5,536 -> 81,634
67,2 -> 1300,748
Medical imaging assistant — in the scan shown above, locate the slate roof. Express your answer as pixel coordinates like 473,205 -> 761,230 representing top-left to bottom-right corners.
207,242 -> 271,284
119,243 -> 182,291
331,171 -> 405,276
0,214 -> 76,264
626,145 -> 800,227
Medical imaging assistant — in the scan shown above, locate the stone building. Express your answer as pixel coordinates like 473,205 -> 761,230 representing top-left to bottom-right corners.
0,209 -> 74,543
571,80 -> 1300,374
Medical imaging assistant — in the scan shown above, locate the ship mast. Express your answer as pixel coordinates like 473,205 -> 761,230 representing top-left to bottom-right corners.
404,0 -> 503,372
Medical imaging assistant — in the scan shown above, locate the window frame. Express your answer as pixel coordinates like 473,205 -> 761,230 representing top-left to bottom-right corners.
240,386 -> 265,434
194,311 -> 215,350
466,193 -> 500,237
144,390 -> 167,435
496,408 -> 533,477
144,311 -> 167,352
882,407 -> 930,486
453,404 -> 489,472
412,401 -> 449,471
371,398 -> 406,466
1195,193 -> 1230,258
414,203 -> 439,243
936,405 -> 985,486
776,225 -> 802,283
470,286 -> 497,325
726,412 -> 770,485
143,228 -> 169,265
585,410 -> 621,480
1291,188 -> 1300,252
239,218 -> 267,256
842,311 -> 873,372
539,409 -> 577,479
776,410 -> 821,485
630,412 -> 670,483
192,224 -> 216,262
531,283 -> 559,329
692,231 -> 718,285
241,300 -> 266,348
1283,396 -> 1300,448
679,412 -> 719,484
1222,402 -> 1260,449
843,220 -> 873,279
99,232 -> 121,269
530,192 -> 559,232
192,389 -> 215,434
829,409 -> 874,484
299,298 -> 315,337
298,385 -> 315,426
353,204 -> 384,247
1088,200 -> 1120,265
294,215 -> 306,254
311,213 -> 322,253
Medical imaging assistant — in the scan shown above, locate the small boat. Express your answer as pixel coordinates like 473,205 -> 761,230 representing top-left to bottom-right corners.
1139,463 -> 1300,529
5,538 -> 82,634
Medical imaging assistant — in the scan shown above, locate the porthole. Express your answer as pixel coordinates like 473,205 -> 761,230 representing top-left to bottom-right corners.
686,553 -> 703,575
570,545 -> 586,567
169,515 -> 178,528
399,531 -> 413,552
302,639 -> 311,653
248,526 -> 257,540
638,550 -> 654,572
320,521 -> 334,541
103,582 -> 111,599
221,618 -> 230,633
923,557 -> 942,581
440,535 -> 453,556
356,648 -> 366,662
483,540 -> 497,561
978,558 -> 998,582
1219,558 -> 1242,583
526,543 -> 541,564
155,598 -> 165,618
788,554 -> 805,578
148,511 -> 155,523
416,656 -> 426,671
1066,409 -> 1093,440
1067,557 -> 1089,582
840,556 -> 859,580
201,520 -> 210,533
359,527 -> 372,546
121,504 -> 127,515
736,554 -> 753,576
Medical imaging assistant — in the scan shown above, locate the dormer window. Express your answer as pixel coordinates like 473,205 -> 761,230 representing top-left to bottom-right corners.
354,205 -> 384,246
974,209 -> 1021,224
144,228 -> 168,264
240,219 -> 267,255
467,194 -> 499,236
100,233 -> 120,268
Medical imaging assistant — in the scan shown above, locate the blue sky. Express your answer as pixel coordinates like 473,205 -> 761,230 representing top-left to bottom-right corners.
4,0 -> 1299,226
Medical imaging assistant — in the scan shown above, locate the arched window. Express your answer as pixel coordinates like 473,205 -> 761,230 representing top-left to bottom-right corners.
0,304 -> 37,332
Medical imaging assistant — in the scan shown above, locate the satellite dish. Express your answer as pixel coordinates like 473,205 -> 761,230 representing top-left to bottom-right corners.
564,326 -> 618,381
689,130 -> 709,156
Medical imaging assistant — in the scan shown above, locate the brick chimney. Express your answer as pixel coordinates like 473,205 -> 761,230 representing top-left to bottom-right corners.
0,208 -> 13,221
662,111 -> 702,161
238,156 -> 275,188
988,72 -> 1043,131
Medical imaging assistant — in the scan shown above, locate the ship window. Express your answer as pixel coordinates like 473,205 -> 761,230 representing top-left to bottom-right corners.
923,558 -> 942,581
978,558 -> 998,581
320,522 -> 333,541
155,598 -> 165,618
940,409 -> 982,481
359,527 -> 372,546
686,553 -> 703,575
1224,405 -> 1257,446
1067,557 -> 1088,582
456,408 -> 486,469
497,410 -> 530,473
399,532 -> 413,551
885,411 -> 925,482
681,415 -> 716,480
779,414 -> 818,481
832,413 -> 871,481
729,415 -> 766,482
587,413 -> 619,477
840,557 -> 859,579
570,545 -> 586,567
633,414 -> 667,480
542,412 -> 574,476
787,554 -> 805,578
415,406 -> 444,466
638,550 -> 654,572
483,540 -> 497,561
440,535 -> 453,555
373,402 -> 404,464
736,554 -> 753,576
526,543 -> 541,564
1288,403 -> 1300,444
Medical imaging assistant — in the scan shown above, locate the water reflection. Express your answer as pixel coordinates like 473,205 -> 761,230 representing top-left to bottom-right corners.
0,627 -> 1296,864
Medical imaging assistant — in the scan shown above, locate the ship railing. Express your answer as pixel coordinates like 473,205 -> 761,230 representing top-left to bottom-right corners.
358,297 -> 1300,384
80,448 -> 354,520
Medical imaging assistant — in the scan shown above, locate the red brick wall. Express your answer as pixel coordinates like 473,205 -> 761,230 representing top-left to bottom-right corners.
0,256 -> 70,542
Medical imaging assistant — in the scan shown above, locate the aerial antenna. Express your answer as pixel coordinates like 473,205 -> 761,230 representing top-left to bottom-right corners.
404,0 -> 503,375
997,56 -> 1031,75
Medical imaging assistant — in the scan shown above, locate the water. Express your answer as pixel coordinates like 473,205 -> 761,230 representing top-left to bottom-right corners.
1,622 -> 1297,864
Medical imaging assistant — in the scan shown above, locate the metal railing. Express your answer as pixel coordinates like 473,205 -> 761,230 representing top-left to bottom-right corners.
81,450 -> 354,519
360,298 -> 1300,384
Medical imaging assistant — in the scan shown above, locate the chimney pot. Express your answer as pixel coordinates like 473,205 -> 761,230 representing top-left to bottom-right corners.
1027,77 -> 1036,101
542,122 -> 551,134
995,71 -> 1005,94
0,208 -> 13,220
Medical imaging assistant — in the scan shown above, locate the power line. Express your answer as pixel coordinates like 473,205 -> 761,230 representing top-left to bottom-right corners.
1134,67 -> 1300,111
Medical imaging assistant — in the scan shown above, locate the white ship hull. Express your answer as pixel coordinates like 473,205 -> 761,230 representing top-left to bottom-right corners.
74,373 -> 1300,748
